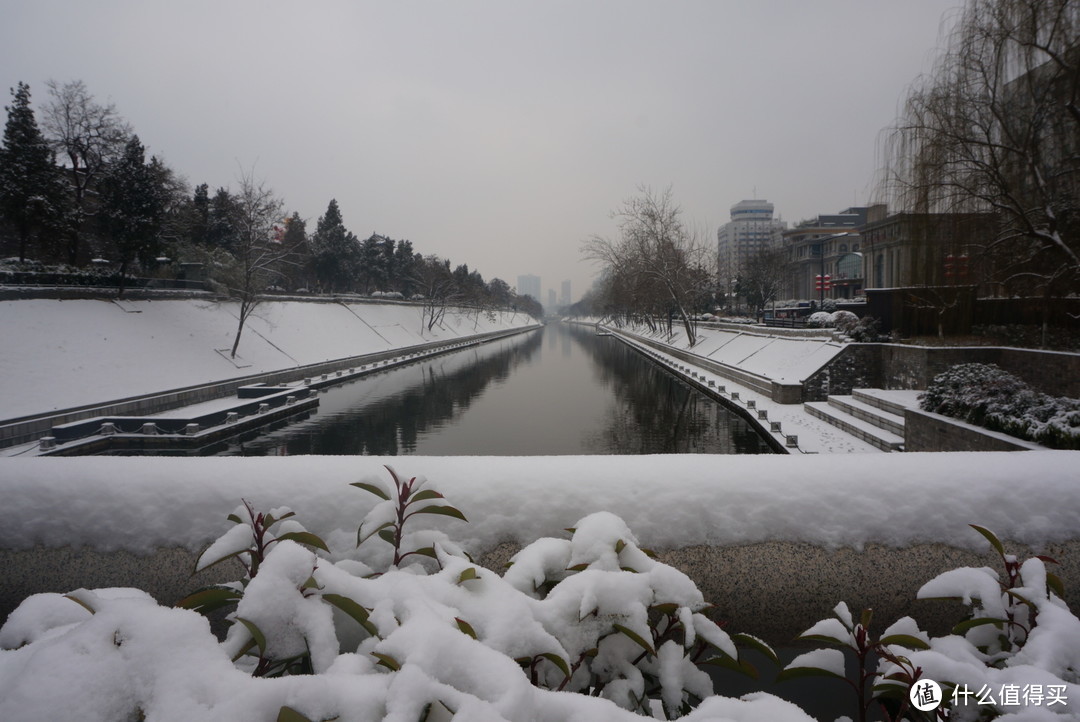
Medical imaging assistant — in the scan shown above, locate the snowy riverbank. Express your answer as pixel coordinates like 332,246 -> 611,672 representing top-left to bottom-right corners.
0,297 -> 538,423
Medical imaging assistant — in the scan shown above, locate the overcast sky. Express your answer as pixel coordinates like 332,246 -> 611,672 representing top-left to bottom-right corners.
1,0 -> 961,303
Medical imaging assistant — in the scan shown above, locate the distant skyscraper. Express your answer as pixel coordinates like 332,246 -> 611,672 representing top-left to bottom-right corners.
560,280 -> 571,306
717,199 -> 787,296
517,274 -> 541,301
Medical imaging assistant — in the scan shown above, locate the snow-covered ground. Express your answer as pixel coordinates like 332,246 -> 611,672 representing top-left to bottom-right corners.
2,453 -> 1080,721
2,453 -> 1076,555
0,298 -> 537,422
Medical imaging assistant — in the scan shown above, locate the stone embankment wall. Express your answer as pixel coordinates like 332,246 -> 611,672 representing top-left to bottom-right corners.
805,343 -> 1080,401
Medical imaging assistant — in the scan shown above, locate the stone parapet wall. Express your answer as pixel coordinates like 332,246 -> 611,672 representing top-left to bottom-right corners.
905,408 -> 1044,452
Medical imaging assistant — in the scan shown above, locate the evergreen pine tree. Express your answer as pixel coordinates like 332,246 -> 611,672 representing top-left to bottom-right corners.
97,135 -> 163,296
310,199 -> 360,292
0,82 -> 64,261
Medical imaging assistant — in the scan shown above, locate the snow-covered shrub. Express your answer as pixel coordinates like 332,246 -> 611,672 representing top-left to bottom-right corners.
807,311 -> 832,328
784,525 -> 1078,721
828,310 -> 859,333
67,468 -> 785,721
846,316 -> 884,343
821,299 -> 838,313
920,364 -> 1080,450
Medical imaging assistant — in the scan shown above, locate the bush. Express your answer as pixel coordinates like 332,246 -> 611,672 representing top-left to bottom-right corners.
920,363 -> 1080,449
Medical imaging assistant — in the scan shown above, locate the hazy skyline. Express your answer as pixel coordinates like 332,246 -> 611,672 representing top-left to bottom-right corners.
1,1 -> 961,303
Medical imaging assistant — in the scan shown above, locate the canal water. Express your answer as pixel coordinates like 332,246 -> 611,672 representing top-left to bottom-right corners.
215,322 -> 771,456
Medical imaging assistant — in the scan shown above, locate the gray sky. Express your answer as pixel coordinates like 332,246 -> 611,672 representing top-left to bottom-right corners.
2,0 -> 960,304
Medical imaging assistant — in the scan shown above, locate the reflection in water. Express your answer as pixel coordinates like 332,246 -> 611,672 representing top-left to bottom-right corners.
219,323 -> 771,456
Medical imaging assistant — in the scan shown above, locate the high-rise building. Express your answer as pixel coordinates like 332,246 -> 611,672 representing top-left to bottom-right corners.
548,289 -> 556,308
560,280 -> 571,306
517,274 -> 541,301
717,200 -> 787,298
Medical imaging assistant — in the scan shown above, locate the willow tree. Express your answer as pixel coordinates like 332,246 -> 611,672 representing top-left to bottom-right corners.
882,0 -> 1080,338
583,186 -> 713,346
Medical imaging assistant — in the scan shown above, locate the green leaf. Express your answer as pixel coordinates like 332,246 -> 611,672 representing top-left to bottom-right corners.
409,489 -> 445,502
63,594 -> 97,615
797,634 -> 850,648
351,482 -> 390,501
276,707 -> 314,722
877,634 -> 931,650
458,567 -> 479,584
640,547 -> 658,559
236,617 -> 267,656
357,520 -> 395,547
176,586 -> 243,615
859,608 -> 873,630
539,652 -> 571,679
776,665 -> 847,683
275,531 -> 330,553
566,563 -> 589,572
372,652 -> 400,670
650,602 -> 679,615
377,528 -> 396,545
613,623 -> 656,656
322,593 -> 379,637
970,524 -> 1005,557
455,617 -> 478,639
615,539 -> 626,554
1005,589 -> 1036,608
1047,572 -> 1066,598
732,633 -> 779,666
403,546 -> 438,560
408,504 -> 468,523
952,616 -> 1004,635
701,655 -> 759,679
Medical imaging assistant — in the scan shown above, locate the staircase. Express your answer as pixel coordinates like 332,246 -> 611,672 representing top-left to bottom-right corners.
803,389 -> 916,452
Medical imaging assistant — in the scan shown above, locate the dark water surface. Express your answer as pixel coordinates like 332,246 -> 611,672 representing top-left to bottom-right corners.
217,322 -> 771,456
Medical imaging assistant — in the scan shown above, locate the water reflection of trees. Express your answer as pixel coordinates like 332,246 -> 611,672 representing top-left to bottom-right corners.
232,331 -> 543,456
564,325 -> 770,454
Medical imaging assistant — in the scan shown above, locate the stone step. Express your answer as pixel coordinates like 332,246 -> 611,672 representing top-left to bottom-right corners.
852,388 -> 922,418
804,401 -> 905,452
826,395 -> 906,436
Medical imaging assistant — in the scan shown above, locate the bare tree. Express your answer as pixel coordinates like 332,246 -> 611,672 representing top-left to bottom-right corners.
410,254 -> 458,332
737,245 -> 789,320
881,0 -> 1080,341
582,186 -> 713,346
41,79 -> 131,264
221,169 -> 294,358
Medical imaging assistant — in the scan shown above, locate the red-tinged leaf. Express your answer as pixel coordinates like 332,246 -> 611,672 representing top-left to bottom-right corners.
1037,555 -> 1060,566
970,524 -> 1005,557
372,652 -> 400,670
351,482 -> 390,501
564,527 -> 576,535
455,618 -> 478,639
539,652 -> 571,679
407,505 -> 468,522
613,623 -> 656,656
275,531 -> 330,553
322,593 -> 379,637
